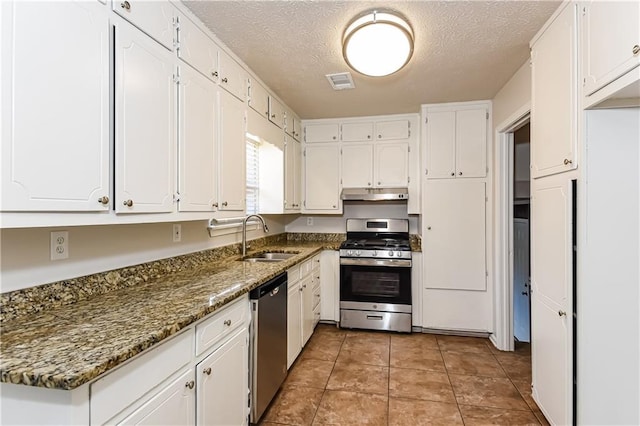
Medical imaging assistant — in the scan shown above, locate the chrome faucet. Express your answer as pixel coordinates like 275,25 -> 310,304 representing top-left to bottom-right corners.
242,214 -> 269,257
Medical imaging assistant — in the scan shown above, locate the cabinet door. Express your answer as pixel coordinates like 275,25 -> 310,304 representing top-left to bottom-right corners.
531,4 -> 577,178
455,109 -> 487,178
113,0 -> 176,51
292,116 -> 302,141
301,275 -> 315,346
197,328 -> 249,426
582,1 -> 640,96
1,1 -> 110,211
218,89 -> 246,211
284,137 -> 301,211
341,122 -> 374,142
248,79 -> 269,119
177,14 -> 219,83
304,123 -> 339,143
375,120 -> 410,140
303,144 -> 341,211
115,22 -> 175,213
530,176 -> 572,426
341,144 -> 374,188
287,283 -> 302,369
218,51 -> 246,101
374,142 -> 408,187
268,96 -> 285,129
178,65 -> 217,212
118,369 -> 195,426
423,180 -> 486,291
425,111 -> 456,178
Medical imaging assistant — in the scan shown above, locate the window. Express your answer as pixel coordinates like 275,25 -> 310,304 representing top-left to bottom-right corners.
246,137 -> 260,214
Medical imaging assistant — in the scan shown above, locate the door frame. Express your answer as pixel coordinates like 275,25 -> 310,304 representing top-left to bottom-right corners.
492,103 -> 530,351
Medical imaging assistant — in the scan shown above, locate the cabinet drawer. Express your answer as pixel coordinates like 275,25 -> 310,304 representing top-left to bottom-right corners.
195,296 -> 249,356
300,258 -> 313,277
288,265 -> 301,286
313,304 -> 321,326
313,284 -> 321,310
113,0 -> 176,50
91,330 -> 192,425
177,14 -> 219,82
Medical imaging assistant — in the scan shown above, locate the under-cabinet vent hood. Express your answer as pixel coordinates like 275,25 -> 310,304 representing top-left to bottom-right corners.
340,187 -> 409,201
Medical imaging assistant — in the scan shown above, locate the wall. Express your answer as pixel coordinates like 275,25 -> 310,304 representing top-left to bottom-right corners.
0,216 -> 286,293
492,61 -> 532,128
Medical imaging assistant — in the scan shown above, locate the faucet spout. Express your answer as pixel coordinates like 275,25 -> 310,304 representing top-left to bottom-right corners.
242,214 -> 269,257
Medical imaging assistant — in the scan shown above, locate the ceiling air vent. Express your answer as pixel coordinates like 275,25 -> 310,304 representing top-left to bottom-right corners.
325,72 -> 355,90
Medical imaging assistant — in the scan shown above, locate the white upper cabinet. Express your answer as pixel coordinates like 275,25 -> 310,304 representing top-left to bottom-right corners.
303,144 -> 341,211
425,105 -> 488,179
113,0 -> 176,51
375,142 -> 409,187
304,123 -> 339,143
268,96 -> 285,128
341,122 -> 374,142
218,51 -> 246,101
531,3 -> 577,178
284,136 -> 302,211
341,144 -> 374,188
0,1 -> 110,211
218,89 -> 246,211
177,14 -> 219,83
114,21 -> 176,214
178,64 -> 217,212
582,1 -> 640,97
248,79 -> 269,119
375,119 -> 410,140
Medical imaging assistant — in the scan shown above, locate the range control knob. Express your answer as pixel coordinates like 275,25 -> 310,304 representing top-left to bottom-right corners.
347,250 -> 353,256
356,250 -> 361,256
372,250 -> 377,257
388,251 -> 394,257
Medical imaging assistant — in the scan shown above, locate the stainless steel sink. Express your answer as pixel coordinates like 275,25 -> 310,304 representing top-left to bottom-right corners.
240,252 -> 298,262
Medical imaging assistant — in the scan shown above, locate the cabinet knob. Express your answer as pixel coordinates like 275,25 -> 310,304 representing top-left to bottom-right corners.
224,319 -> 231,326
299,287 -> 303,292
377,181 -> 381,185
367,135 -> 371,139
521,291 -> 529,296
123,199 -> 133,207
367,182 -> 371,186
185,380 -> 195,389
211,71 -> 218,77
212,202 -> 218,208
378,134 -> 382,139
427,226 -> 432,230
120,1 -> 131,10
332,205 -> 336,208
271,114 -> 276,119
203,367 -> 212,375
222,201 -> 228,207
332,136 -> 336,140
459,172 -> 462,176
564,158 -> 573,165
633,45 -> 640,55
558,310 -> 567,317
98,196 -> 109,205
222,77 -> 228,83
451,172 -> 455,176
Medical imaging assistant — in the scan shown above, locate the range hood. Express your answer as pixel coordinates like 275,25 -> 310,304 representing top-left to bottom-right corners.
340,187 -> 409,201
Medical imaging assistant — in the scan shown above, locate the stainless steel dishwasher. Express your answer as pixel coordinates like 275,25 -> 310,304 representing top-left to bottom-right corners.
249,272 -> 288,424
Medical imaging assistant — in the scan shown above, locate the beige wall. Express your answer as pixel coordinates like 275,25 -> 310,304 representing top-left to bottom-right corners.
0,216 -> 287,293
492,61 -> 531,129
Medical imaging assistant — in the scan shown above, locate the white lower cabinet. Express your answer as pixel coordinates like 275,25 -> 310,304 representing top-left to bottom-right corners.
300,275 -> 314,345
287,271 -> 303,369
319,250 -> 339,322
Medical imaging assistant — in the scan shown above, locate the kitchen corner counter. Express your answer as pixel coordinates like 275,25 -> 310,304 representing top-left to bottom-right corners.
0,240 -> 332,391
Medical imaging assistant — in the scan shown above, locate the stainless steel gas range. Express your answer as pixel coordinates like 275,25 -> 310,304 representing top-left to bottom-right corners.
339,218 -> 412,333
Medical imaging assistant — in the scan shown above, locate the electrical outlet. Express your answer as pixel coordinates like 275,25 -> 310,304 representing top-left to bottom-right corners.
50,231 -> 69,261
173,224 -> 182,242
306,217 -> 314,226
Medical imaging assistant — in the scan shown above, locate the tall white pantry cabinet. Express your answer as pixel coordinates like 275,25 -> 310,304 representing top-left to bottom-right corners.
530,2 -> 639,425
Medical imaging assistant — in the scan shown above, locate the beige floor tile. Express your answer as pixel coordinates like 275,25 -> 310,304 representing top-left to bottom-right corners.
344,330 -> 391,346
326,362 -> 389,395
300,333 -> 344,362
389,367 -> 456,403
390,345 -> 446,372
459,405 -> 540,425
449,374 -> 530,410
312,390 -> 388,426
498,357 -> 532,381
314,324 -> 347,338
336,336 -> 390,366
390,332 -> 439,350
442,351 -> 506,378
436,335 -> 493,354
511,379 -> 540,411
389,397 -> 463,426
261,385 -> 324,425
285,358 -> 335,389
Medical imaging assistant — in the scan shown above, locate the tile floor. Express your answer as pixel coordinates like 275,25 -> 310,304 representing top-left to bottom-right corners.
260,325 -> 549,426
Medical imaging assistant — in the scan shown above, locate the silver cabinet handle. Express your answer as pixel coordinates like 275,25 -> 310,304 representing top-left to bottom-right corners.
633,45 -> 640,55
98,196 -> 109,205
120,1 -> 130,10
123,199 -> 133,207
224,319 -> 231,326
558,310 -> 567,317
427,226 -> 432,230
212,202 -> 218,208
203,367 -> 212,375
222,201 -> 228,207
222,77 -> 228,83
451,172 -> 455,176
185,380 -> 195,389
564,158 -> 573,165
212,71 -> 218,77
459,172 -> 462,176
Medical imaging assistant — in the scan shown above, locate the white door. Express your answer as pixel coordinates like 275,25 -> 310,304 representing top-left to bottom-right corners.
513,219 -> 530,342
177,14 -> 219,83
1,1 -> 110,211
304,123 -> 339,143
530,176 -> 572,425
178,65 -> 217,212
301,275 -> 314,345
118,369 -> 195,426
341,122 -> 374,142
455,108 -> 487,178
112,0 -> 176,51
375,120 -> 409,140
303,144 -> 341,211
374,142 -> 408,187
248,79 -> 269,118
287,283 -> 302,369
423,180 -> 486,291
425,111 -> 456,179
531,3 -> 577,178
341,143 -> 374,188
218,89 -> 246,211
218,51 -> 246,101
197,328 -> 249,426
284,137 -> 302,211
115,22 -> 176,213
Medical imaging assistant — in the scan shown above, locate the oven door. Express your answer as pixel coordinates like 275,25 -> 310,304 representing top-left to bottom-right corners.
339,258 -> 411,306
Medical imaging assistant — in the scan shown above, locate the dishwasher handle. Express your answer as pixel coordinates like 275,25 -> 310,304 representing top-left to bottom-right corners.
249,272 -> 287,299
270,287 -> 279,296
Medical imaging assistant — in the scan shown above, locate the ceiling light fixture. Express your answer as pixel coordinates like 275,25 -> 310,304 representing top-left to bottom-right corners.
342,10 -> 414,77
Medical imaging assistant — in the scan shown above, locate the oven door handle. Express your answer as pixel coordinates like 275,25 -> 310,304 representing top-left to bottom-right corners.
339,258 -> 412,268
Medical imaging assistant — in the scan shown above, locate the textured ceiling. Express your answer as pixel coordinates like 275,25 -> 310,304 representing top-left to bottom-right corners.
182,1 -> 560,119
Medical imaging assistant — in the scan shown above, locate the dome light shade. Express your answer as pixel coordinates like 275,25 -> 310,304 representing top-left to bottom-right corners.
343,10 -> 414,77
